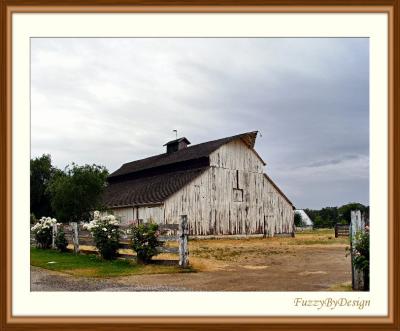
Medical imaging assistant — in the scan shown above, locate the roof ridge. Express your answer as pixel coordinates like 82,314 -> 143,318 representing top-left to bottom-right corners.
109,131 -> 258,178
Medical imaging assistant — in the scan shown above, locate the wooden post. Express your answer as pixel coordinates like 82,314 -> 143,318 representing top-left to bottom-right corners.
263,216 -> 267,238
51,223 -> 58,249
335,224 -> 338,238
179,215 -> 189,268
71,222 -> 80,254
350,210 -> 365,290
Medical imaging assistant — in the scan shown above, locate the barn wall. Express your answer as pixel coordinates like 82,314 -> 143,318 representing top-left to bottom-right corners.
263,176 -> 294,236
109,205 -> 164,225
137,205 -> 164,223
209,140 -> 264,173
164,140 -> 294,235
111,207 -> 134,224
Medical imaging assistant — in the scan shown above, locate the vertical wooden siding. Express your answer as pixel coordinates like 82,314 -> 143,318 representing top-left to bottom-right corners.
137,205 -> 164,223
111,207 -> 134,224
110,205 -> 164,224
164,140 -> 294,235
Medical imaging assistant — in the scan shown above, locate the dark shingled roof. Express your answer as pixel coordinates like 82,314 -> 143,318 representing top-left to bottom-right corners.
103,131 -> 267,208
103,168 -> 207,208
163,137 -> 191,146
109,131 -> 259,179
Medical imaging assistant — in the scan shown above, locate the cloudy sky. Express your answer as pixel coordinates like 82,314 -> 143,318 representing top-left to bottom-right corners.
31,38 -> 369,209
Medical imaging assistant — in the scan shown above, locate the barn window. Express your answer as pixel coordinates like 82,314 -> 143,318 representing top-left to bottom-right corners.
233,170 -> 243,202
233,188 -> 243,202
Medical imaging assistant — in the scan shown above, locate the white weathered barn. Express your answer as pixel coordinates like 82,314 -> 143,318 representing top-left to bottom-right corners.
103,131 -> 295,236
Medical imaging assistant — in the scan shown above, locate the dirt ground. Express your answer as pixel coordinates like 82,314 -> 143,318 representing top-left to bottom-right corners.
31,230 -> 352,291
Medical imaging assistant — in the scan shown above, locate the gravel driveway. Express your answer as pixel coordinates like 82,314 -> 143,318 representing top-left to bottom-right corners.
30,266 -> 189,291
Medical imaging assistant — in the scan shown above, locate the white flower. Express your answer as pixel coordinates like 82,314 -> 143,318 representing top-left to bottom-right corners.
107,235 -> 111,239
126,229 -> 131,234
102,228 -> 107,232
112,229 -> 116,232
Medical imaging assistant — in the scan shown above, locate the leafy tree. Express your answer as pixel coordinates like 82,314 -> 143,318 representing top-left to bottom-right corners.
304,203 -> 368,229
294,212 -> 303,227
48,163 -> 109,223
30,154 -> 58,218
338,203 -> 368,224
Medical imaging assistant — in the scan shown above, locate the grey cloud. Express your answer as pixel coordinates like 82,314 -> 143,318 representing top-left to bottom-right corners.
31,37 -> 369,209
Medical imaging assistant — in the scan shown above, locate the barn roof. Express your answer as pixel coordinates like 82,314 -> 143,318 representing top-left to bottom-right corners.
108,131 -> 259,179
263,173 -> 295,208
103,131 -> 291,209
103,167 -> 207,208
163,137 -> 191,146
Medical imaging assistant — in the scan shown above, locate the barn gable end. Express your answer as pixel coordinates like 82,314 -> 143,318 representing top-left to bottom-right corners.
209,139 -> 265,173
163,138 -> 294,235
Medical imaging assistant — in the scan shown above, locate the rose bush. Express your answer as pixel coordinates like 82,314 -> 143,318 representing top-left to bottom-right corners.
83,211 -> 120,260
352,227 -> 370,290
55,227 -> 69,252
130,222 -> 162,264
31,217 -> 57,249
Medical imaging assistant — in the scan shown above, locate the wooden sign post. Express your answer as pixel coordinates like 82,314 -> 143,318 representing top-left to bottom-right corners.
71,222 -> 80,254
51,223 -> 58,249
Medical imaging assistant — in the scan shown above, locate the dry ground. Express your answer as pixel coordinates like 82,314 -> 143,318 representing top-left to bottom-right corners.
31,229 -> 352,291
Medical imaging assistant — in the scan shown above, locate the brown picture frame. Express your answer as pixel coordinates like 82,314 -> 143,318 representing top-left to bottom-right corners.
0,1 -> 398,330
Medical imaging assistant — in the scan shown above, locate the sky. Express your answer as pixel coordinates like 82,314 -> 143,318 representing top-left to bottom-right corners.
31,38 -> 369,209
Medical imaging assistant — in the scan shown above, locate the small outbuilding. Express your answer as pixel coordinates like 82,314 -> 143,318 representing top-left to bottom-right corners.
295,209 -> 314,229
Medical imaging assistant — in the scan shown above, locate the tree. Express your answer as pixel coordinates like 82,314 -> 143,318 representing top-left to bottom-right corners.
30,154 -> 57,218
294,212 -> 303,227
48,163 -> 109,223
304,203 -> 369,229
338,203 -> 368,224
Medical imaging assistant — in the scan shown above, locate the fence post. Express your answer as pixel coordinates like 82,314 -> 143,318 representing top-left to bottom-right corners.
335,224 -> 338,238
51,223 -> 58,249
179,215 -> 189,268
71,222 -> 80,254
350,210 -> 365,290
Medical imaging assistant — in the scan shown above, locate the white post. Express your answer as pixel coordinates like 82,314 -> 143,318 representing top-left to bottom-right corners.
71,222 -> 80,254
51,223 -> 58,249
179,215 -> 189,268
350,210 -> 365,290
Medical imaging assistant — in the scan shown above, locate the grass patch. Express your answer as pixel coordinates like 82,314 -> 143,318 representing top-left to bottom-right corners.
31,248 -> 193,277
328,282 -> 352,291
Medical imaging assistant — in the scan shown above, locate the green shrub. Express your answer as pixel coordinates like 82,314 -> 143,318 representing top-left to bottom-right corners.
31,217 -> 57,249
130,222 -> 162,263
55,228 -> 69,252
353,229 -> 369,290
83,212 -> 120,260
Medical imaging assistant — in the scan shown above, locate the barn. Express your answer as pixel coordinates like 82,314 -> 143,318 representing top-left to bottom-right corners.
103,131 -> 295,236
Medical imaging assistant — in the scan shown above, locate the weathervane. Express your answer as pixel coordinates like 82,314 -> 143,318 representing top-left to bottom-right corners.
173,129 -> 177,139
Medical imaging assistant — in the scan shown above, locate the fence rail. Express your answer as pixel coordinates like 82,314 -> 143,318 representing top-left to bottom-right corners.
31,215 -> 189,267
